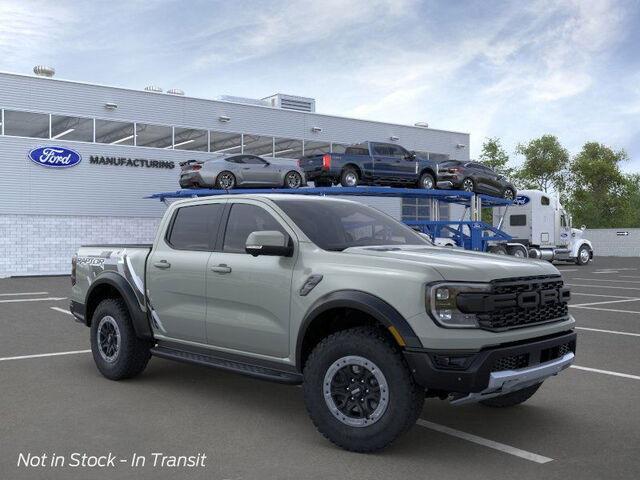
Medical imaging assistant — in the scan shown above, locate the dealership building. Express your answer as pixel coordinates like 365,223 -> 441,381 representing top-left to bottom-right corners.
0,69 -> 470,277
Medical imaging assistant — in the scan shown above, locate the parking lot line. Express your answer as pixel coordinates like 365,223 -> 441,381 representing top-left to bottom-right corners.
576,326 -> 640,337
571,278 -> 640,284
571,292 -> 639,299
570,298 -> 640,307
50,307 -> 72,315
0,291 -> 49,296
0,296 -> 67,304
0,350 -> 91,362
571,365 -> 640,381
569,305 -> 640,314
566,283 -> 640,291
416,419 -> 553,464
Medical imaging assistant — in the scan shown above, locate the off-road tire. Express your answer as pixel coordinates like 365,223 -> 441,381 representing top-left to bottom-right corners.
90,298 -> 152,380
418,172 -> 436,190
303,327 -> 424,453
480,383 -> 542,408
340,167 -> 359,187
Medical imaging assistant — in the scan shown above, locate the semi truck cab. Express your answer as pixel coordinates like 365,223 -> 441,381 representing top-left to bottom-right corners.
495,189 -> 594,265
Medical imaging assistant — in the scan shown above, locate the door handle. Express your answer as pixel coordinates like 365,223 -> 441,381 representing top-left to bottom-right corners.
210,264 -> 232,274
153,260 -> 171,269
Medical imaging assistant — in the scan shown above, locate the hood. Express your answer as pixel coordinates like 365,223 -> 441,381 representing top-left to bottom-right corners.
341,245 -> 559,282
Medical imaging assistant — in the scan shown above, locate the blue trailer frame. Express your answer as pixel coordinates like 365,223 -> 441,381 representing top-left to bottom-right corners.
148,186 -> 513,252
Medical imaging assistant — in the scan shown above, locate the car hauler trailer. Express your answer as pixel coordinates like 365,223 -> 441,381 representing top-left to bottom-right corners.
492,189 -> 594,265
149,186 -> 514,254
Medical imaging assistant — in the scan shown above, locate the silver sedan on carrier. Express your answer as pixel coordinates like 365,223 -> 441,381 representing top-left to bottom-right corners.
179,154 -> 307,190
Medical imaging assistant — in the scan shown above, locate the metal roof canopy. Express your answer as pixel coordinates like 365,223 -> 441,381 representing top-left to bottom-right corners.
147,186 -> 513,207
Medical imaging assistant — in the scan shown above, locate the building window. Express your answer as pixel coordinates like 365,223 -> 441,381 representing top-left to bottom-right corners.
173,127 -> 208,151
135,123 -> 172,148
331,143 -> 349,154
95,119 -> 134,145
211,131 -> 242,154
274,137 -> 303,158
401,199 -> 450,222
51,115 -> 93,142
243,135 -> 274,156
303,140 -> 331,156
3,110 -> 49,138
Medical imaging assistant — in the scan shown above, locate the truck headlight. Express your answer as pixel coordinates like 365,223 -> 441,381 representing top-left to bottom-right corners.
427,283 -> 491,328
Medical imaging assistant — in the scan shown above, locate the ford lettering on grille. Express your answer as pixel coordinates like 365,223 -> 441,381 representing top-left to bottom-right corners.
28,146 -> 82,168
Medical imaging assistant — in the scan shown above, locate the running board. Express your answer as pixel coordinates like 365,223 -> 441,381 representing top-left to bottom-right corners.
150,346 -> 302,385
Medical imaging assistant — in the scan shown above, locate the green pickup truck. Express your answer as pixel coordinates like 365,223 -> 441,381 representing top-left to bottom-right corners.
70,194 -> 576,452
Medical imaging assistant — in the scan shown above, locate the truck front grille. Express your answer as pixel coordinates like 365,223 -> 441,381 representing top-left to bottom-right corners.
473,275 -> 570,332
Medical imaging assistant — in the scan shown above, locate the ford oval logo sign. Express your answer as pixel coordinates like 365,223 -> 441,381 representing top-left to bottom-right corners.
28,146 -> 82,168
514,195 -> 530,206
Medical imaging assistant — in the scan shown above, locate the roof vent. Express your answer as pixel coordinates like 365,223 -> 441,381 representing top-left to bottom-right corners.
33,65 -> 55,77
414,122 -> 429,128
144,85 -> 163,93
167,88 -> 185,96
262,93 -> 316,112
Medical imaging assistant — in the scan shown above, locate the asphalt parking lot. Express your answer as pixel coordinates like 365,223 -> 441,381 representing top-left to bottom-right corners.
1,257 -> 639,480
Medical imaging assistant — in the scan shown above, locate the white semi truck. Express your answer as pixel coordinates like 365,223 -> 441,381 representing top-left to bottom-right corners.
493,189 -> 594,265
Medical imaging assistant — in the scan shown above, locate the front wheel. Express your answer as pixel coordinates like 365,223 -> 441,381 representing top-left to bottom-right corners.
418,172 -> 435,190
480,383 -> 542,408
284,171 -> 303,189
576,245 -> 591,265
303,327 -> 424,452
90,299 -> 152,380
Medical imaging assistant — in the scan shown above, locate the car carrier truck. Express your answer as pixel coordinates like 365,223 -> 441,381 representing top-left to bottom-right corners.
494,189 -> 594,265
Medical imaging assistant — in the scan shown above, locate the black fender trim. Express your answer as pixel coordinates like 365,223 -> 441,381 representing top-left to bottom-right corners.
85,272 -> 154,340
296,290 -> 423,369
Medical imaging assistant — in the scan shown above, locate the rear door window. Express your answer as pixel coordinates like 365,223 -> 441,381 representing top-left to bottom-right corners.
167,204 -> 224,250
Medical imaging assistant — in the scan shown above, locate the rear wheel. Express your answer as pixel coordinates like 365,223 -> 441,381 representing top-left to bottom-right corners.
340,168 -> 359,187
284,171 -> 303,189
418,172 -> 435,190
216,171 -> 236,189
576,245 -> 591,265
303,327 -> 424,452
480,383 -> 542,408
461,177 -> 475,192
503,187 -> 515,200
489,245 -> 508,255
90,298 -> 152,380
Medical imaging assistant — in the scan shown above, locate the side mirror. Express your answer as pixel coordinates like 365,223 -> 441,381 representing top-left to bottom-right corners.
405,151 -> 416,160
245,231 -> 293,257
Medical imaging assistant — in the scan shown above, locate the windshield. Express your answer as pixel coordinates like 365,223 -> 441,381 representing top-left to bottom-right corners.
274,199 -> 431,251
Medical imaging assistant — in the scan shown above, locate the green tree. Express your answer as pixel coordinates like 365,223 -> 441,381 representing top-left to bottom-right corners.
479,137 -> 514,177
567,142 -> 632,228
515,135 -> 569,193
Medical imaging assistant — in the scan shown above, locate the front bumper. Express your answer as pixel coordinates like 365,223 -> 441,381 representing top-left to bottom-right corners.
403,330 -> 576,401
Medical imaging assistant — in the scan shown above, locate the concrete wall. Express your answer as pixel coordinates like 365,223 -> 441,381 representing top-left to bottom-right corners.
584,228 -> 640,257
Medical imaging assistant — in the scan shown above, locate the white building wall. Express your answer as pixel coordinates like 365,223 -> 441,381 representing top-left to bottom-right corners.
0,215 -> 160,277
583,228 -> 640,257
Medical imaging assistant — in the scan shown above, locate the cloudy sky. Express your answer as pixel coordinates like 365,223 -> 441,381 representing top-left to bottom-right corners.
1,0 -> 639,169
